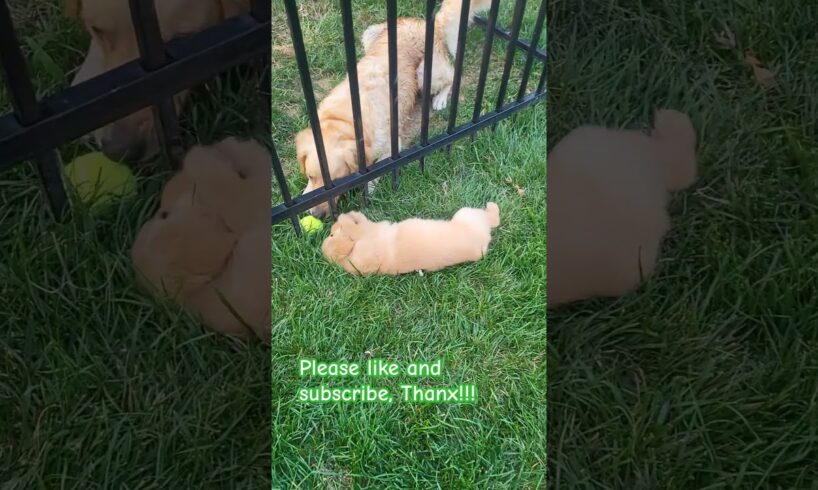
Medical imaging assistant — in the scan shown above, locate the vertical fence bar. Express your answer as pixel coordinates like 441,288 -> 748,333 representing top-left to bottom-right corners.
129,0 -> 183,166
283,0 -> 337,217
340,0 -> 368,206
471,0 -> 501,125
447,1 -> 471,118
0,0 -> 68,217
445,0 -> 471,152
386,0 -> 400,189
516,0 -> 546,100
537,51 -> 547,95
250,0 -> 270,21
494,0 -> 527,115
418,0 -> 436,173
259,0 -> 271,133
271,140 -> 302,234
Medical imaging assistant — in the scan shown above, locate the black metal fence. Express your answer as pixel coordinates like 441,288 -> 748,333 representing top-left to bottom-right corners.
273,0 -> 546,234
0,0 -> 271,218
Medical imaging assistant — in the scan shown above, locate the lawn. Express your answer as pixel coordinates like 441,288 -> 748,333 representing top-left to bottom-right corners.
548,0 -> 818,487
271,0 -> 546,487
1,1 -> 271,487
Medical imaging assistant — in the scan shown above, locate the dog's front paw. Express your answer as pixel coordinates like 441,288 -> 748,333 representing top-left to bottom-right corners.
366,177 -> 380,194
433,91 -> 450,111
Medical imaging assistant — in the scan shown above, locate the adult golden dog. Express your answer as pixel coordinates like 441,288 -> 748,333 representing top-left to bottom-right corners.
296,0 -> 492,218
322,203 -> 500,276
65,0 -> 249,163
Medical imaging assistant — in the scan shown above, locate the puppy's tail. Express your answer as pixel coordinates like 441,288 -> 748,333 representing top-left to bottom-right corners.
362,23 -> 386,53
437,0 -> 494,57
652,109 -> 698,191
485,202 -> 500,228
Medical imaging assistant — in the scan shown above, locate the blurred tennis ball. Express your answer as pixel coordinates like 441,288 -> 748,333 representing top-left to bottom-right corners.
300,215 -> 324,234
65,152 -> 137,207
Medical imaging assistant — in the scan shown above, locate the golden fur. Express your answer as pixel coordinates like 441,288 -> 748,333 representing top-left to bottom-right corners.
547,109 -> 697,307
131,137 -> 271,342
65,0 -> 249,162
322,203 -> 501,275
296,0 -> 492,218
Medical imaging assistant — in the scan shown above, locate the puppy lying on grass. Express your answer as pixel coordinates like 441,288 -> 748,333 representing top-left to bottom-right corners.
322,203 -> 501,275
131,138 -> 271,342
547,109 -> 697,307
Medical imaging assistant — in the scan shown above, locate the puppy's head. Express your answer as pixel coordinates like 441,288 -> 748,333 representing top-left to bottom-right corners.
132,202 -> 237,297
66,0 -> 248,163
296,128 -> 357,218
321,213 -> 366,263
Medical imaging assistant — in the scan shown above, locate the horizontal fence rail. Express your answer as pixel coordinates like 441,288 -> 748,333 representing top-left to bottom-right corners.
0,0 -> 271,217
273,0 -> 546,233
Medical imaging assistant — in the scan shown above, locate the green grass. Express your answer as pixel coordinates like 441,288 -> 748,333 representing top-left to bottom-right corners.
272,1 -> 546,487
1,1 -> 271,487
548,1 -> 818,487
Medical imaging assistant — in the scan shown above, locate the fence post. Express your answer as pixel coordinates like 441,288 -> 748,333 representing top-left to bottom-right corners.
445,0 -> 471,152
271,140 -> 302,234
472,0 -> 501,126
418,0 -> 437,173
340,0 -> 369,206
129,0 -> 183,167
494,0 -> 528,124
283,0 -> 338,217
516,0 -> 546,100
0,0 -> 68,218
386,0 -> 400,189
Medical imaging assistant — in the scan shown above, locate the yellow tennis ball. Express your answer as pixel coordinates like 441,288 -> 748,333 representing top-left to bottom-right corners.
65,152 -> 137,207
300,215 -> 324,234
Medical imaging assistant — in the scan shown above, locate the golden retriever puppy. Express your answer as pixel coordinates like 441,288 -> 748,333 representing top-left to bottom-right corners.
132,137 -> 271,342
66,0 -> 249,163
161,137 -> 270,234
547,109 -> 697,307
296,0 -> 491,218
322,203 -> 501,275
184,226 -> 271,344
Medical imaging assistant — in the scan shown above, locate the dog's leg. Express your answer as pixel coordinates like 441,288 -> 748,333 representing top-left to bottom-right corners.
71,39 -> 104,87
367,179 -> 380,194
416,48 -> 455,111
361,23 -> 386,53
432,85 -> 452,111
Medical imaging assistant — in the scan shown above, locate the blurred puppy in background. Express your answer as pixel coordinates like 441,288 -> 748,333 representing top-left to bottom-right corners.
547,109 -> 697,307
132,137 -> 271,343
66,0 -> 249,163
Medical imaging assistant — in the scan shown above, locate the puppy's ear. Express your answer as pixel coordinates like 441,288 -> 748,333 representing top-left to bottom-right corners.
212,137 -> 271,182
323,234 -> 354,260
345,211 -> 368,225
295,129 -> 314,175
217,0 -> 248,19
337,213 -> 365,239
65,0 -> 81,18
